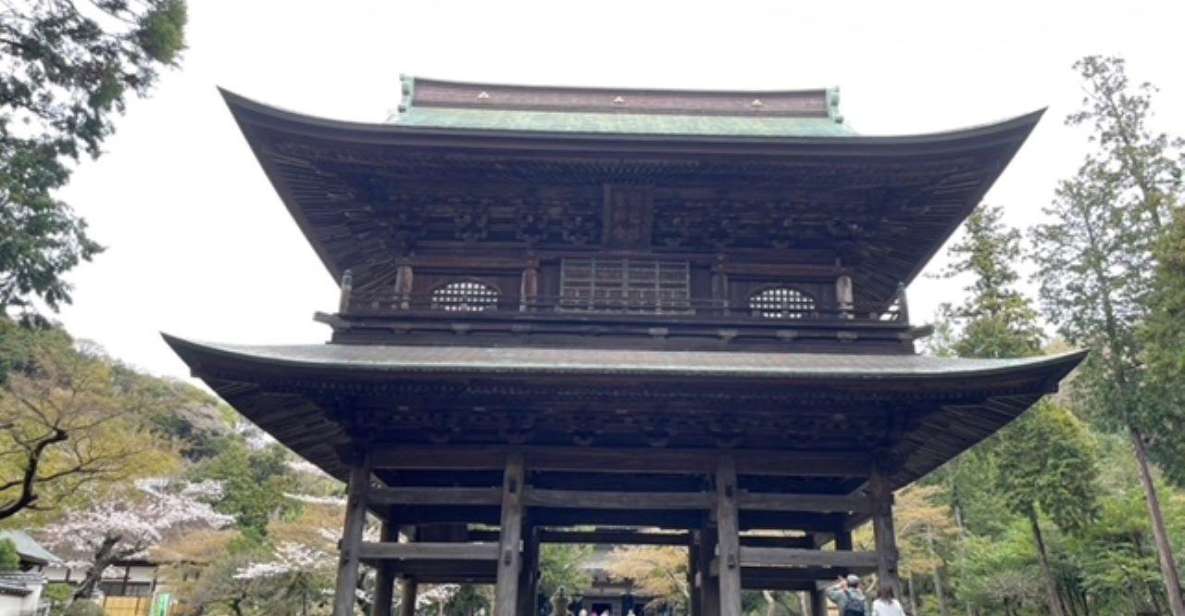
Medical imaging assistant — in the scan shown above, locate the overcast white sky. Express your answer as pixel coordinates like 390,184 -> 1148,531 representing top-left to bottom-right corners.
53,0 -> 1185,382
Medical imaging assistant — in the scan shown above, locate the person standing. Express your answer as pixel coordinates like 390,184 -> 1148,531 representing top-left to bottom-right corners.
826,575 -> 867,615
872,587 -> 905,616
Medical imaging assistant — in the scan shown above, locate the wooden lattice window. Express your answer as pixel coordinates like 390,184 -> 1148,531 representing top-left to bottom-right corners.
431,280 -> 500,312
749,286 -> 816,319
560,257 -> 691,314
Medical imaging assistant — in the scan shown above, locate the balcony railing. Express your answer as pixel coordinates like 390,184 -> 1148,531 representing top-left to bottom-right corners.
342,292 -> 905,323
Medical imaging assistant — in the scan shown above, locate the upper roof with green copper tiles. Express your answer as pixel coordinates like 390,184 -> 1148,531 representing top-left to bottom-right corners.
390,76 -> 857,137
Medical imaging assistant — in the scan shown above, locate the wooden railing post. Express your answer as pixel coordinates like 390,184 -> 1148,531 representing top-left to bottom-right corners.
395,262 -> 414,310
333,447 -> 372,616
715,455 -> 742,616
494,452 -> 526,616
835,274 -> 854,319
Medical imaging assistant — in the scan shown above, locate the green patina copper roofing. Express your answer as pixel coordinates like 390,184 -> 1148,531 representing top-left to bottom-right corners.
391,76 -> 857,137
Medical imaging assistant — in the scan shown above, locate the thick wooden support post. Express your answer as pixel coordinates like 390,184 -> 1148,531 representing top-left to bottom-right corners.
869,462 -> 901,598
398,526 -> 418,616
688,531 -> 702,616
715,456 -> 742,616
520,256 -> 539,312
398,578 -> 418,616
334,449 -> 372,616
697,527 -> 720,616
836,274 -> 854,318
518,524 -> 540,616
371,520 -> 397,616
808,588 -> 826,616
494,452 -> 526,616
834,527 -> 854,576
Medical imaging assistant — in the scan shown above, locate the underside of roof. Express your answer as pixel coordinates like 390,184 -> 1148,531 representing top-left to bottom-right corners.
219,88 -> 1042,308
164,334 -> 1085,493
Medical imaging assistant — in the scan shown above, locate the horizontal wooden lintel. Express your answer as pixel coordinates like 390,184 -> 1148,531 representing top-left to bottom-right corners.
356,541 -> 499,562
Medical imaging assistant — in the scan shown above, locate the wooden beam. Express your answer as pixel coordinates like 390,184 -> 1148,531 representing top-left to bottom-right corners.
494,452 -> 526,616
357,542 -> 500,562
738,491 -> 871,514
716,456 -> 742,616
333,449 -> 372,616
738,547 -> 878,571
370,486 -> 502,507
370,445 -> 870,477
524,488 -> 711,510
537,529 -> 690,545
371,521 -> 397,616
518,525 -> 540,616
738,535 -> 813,549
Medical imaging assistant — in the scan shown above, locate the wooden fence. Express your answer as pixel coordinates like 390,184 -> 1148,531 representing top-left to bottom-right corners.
101,596 -> 151,616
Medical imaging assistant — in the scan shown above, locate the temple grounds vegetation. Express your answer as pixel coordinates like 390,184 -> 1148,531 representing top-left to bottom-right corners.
1,45 -> 1184,616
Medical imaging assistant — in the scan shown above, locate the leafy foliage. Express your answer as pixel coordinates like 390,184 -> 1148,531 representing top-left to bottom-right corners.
0,537 -> 18,570
604,545 -> 689,611
0,326 -> 181,521
0,0 -> 187,313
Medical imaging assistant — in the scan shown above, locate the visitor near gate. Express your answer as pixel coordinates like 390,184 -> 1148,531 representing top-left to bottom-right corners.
872,587 -> 906,616
826,574 -> 867,615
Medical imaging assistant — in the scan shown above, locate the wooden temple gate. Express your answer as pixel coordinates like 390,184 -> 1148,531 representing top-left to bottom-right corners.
173,77 -> 1086,616
334,447 -> 899,616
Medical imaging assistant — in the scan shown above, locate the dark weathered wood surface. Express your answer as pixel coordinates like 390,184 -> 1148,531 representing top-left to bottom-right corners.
332,451 -> 371,616
716,456 -> 742,616
357,542 -> 500,562
494,452 -> 525,616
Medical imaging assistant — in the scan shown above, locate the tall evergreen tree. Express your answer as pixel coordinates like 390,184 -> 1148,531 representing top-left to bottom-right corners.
939,204 -> 1099,616
1032,56 -> 1184,615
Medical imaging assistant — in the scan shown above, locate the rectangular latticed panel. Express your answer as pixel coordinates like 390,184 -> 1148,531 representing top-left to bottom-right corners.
560,257 -> 690,313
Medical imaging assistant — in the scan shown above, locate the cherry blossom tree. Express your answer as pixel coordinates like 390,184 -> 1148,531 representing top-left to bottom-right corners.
42,477 -> 233,600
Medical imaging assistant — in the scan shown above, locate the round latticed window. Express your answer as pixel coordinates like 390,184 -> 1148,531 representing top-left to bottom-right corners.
749,286 -> 816,319
431,281 -> 500,312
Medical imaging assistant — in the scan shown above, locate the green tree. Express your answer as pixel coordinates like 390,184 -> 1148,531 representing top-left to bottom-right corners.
190,439 -> 299,538
1,0 -> 187,314
1142,207 -> 1185,484
0,329 -> 179,521
936,203 -> 1100,616
0,537 -> 18,570
1033,56 -> 1185,615
538,543 -> 593,600
996,401 -> 1100,616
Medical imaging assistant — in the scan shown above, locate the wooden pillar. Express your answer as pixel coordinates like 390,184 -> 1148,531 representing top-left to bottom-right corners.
834,526 -> 853,577
715,456 -> 742,616
398,578 -> 418,616
808,588 -> 826,616
870,460 -> 902,598
333,448 -> 372,616
519,523 -> 541,616
398,526 -> 418,616
688,531 -> 702,616
697,526 -> 720,616
494,452 -> 526,616
372,519 -> 397,616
